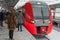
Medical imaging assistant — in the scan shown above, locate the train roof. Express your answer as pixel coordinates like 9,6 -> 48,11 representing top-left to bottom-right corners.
30,1 -> 48,6
14,0 -> 48,10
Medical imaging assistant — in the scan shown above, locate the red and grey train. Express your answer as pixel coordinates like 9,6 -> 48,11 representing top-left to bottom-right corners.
23,1 -> 52,36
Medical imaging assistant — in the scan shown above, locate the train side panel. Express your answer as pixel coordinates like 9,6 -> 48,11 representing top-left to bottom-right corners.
23,2 -> 37,35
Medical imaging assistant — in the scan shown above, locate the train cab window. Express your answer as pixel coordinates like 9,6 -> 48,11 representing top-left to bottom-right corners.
32,4 -> 49,19
41,6 -> 49,19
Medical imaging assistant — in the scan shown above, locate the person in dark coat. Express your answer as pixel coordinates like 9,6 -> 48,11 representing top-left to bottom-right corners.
0,11 -> 4,27
7,10 -> 18,40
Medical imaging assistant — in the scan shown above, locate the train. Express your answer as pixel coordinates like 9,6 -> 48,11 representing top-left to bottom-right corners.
1,0 -> 52,36
22,1 -> 52,36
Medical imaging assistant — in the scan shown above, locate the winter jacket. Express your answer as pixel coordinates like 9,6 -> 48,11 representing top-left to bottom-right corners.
7,13 -> 18,30
0,12 -> 4,21
16,12 -> 24,24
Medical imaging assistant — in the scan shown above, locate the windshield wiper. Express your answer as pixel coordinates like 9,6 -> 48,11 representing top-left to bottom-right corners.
41,7 -> 45,23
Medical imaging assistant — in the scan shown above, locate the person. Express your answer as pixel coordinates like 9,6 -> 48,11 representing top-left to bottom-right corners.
16,9 -> 24,31
0,11 -> 4,27
7,10 -> 18,40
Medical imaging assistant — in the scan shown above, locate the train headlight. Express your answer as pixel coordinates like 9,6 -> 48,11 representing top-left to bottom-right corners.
31,20 -> 34,23
48,21 -> 50,23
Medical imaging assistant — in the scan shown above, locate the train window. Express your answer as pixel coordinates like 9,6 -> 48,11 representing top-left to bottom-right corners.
41,6 -> 49,19
33,6 -> 42,19
32,4 -> 49,19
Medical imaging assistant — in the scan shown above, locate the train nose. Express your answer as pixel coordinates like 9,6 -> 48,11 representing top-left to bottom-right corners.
40,27 -> 46,33
37,26 -> 47,34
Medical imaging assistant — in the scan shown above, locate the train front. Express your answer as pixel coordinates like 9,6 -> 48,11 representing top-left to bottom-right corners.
24,1 -> 52,36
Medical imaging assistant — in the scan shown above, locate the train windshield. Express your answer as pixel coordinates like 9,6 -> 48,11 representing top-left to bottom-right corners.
32,4 -> 49,19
